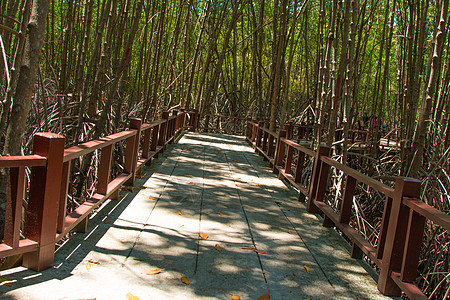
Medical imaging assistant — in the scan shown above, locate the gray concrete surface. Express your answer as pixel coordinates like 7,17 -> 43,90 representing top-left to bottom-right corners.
0,132 -> 396,300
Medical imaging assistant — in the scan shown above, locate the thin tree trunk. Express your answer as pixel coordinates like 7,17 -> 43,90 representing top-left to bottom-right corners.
1,0 -> 50,240
409,0 -> 448,177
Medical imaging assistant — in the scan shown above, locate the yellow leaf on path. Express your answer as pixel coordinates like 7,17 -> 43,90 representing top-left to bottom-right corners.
189,182 -> 194,184
0,276 -> 12,286
241,246 -> 254,250
304,265 -> 310,273
149,197 -> 157,200
288,230 -> 292,234
181,274 -> 190,285
200,232 -> 208,240
254,249 -> 267,254
126,292 -> 140,300
144,269 -> 164,275
258,292 -> 270,300
214,244 -> 222,252
86,262 -> 91,271
231,296 -> 241,300
235,184 -> 239,187
176,211 -> 182,215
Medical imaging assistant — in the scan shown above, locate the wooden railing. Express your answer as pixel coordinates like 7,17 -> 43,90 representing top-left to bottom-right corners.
0,109 -> 189,271
245,120 -> 449,300
1,113 -> 447,299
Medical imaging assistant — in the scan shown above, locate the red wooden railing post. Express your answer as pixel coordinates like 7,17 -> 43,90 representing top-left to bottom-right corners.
308,145 -> 330,213
22,133 -> 65,271
158,111 -> 169,148
169,110 -> 178,143
284,121 -> 293,139
256,121 -> 264,149
194,109 -> 200,131
273,130 -> 287,174
377,177 -> 421,296
246,118 -> 251,140
124,118 -> 142,186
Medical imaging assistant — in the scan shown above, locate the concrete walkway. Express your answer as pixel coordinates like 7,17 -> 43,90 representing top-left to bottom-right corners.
1,132 -> 395,300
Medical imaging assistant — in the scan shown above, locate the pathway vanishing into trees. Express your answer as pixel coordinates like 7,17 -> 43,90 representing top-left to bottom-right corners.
1,133 -> 394,299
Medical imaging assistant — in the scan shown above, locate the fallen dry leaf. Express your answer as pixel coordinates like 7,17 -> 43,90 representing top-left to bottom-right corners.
241,246 -> 254,250
357,298 -> 362,300
144,269 -> 164,275
88,259 -> 100,264
135,174 -> 143,179
104,218 -> 110,224
149,197 -> 157,200
200,232 -> 208,240
176,211 -> 182,215
288,230 -> 292,235
189,182 -> 194,184
0,276 -> 12,286
329,243 -> 334,248
258,292 -> 270,300
304,265 -> 310,273
231,296 -> 241,300
142,185 -> 149,188
219,212 -> 224,216
126,292 -> 140,300
180,274 -> 190,285
86,261 -> 91,271
133,258 -> 147,261
214,244 -> 222,252
235,184 -> 239,187
254,249 -> 267,254
121,187 -> 133,192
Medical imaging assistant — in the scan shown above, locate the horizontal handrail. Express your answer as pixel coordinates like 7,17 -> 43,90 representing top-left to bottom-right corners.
0,155 -> 47,167
63,130 -> 136,162
320,156 -> 395,198
280,137 -> 315,157
403,197 -> 450,231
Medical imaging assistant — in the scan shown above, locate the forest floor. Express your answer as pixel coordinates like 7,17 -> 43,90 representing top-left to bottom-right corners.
0,133 -> 397,300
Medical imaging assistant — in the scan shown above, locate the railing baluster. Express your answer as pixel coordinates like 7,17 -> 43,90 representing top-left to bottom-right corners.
97,144 -> 113,195
4,166 -> 25,248
377,196 -> 393,260
273,130 -> 286,173
308,145 -> 330,214
57,161 -> 71,233
124,118 -> 142,186
400,209 -> 426,282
